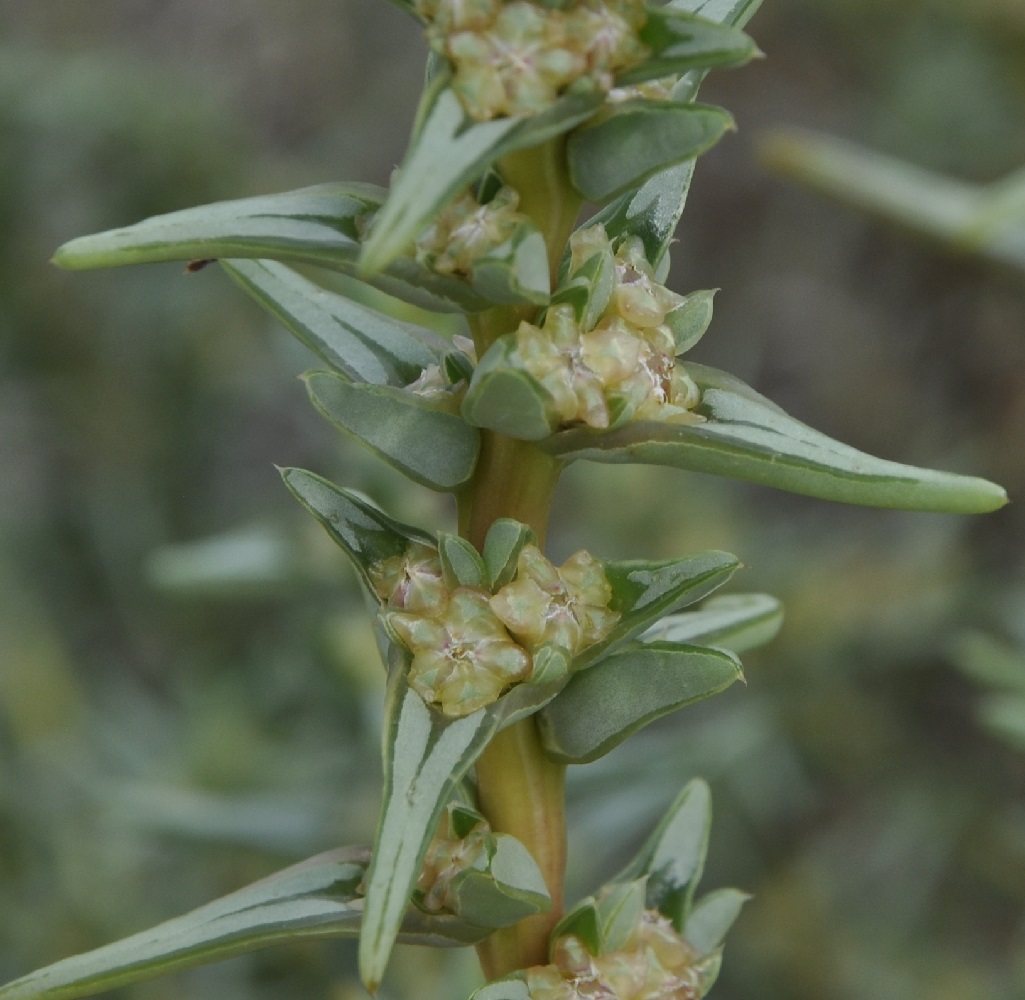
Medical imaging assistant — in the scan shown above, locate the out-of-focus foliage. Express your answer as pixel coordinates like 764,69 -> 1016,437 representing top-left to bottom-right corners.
1,1 -> 1023,999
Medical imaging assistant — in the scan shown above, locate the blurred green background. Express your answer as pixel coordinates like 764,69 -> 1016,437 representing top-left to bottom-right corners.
1,2 -> 1024,999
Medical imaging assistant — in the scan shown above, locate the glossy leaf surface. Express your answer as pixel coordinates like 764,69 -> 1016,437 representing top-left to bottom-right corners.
567,102 -> 733,204
304,372 -> 480,491
539,641 -> 743,763
545,364 -> 1007,513
222,260 -> 437,385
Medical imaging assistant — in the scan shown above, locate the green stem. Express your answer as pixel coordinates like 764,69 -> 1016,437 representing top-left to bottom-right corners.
457,131 -> 580,982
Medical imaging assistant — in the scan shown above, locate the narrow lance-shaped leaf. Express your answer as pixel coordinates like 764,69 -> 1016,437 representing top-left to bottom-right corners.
566,101 -> 734,205
590,0 -> 763,261
0,848 -> 499,1000
303,372 -> 481,492
360,72 -> 601,274
614,778 -> 713,930
279,468 -> 434,596
539,640 -> 743,764
618,7 -> 757,86
639,592 -> 783,654
576,549 -> 740,671
221,259 -> 438,386
683,888 -> 750,954
52,183 -> 496,313
543,363 -> 1008,514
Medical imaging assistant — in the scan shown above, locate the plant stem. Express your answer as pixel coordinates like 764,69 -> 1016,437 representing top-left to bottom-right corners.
458,436 -> 565,979
458,133 -> 580,981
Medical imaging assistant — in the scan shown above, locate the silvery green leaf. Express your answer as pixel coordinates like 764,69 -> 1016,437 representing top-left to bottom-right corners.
551,898 -> 603,956
303,372 -> 480,492
279,468 -> 434,597
666,289 -> 716,355
360,72 -> 601,274
539,641 -> 743,764
639,593 -> 783,654
684,888 -> 750,954
576,551 -> 740,672
52,183 -> 494,313
619,8 -> 757,87
0,847 -> 492,1000
359,663 -> 580,991
437,532 -> 489,589
595,880 -> 647,953
481,519 -> 537,591
614,778 -> 712,930
468,980 -> 532,1000
544,363 -> 1007,513
446,834 -> 551,929
567,102 -> 733,204
221,259 -> 437,386
461,339 -> 558,441
467,222 -> 552,306
590,1 -> 762,262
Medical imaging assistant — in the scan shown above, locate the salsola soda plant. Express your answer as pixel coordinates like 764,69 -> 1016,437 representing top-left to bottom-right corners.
2,2 -> 1007,999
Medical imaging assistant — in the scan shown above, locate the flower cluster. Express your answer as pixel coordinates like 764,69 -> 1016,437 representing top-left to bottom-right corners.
413,185 -> 526,277
371,540 -> 618,716
415,808 -> 490,913
416,0 -> 650,120
525,907 -> 704,1000
511,224 -> 704,430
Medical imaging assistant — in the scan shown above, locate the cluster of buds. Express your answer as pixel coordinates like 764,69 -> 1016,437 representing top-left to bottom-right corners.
525,908 -> 705,1000
415,807 -> 490,913
511,224 -> 704,431
415,0 -> 651,120
413,185 -> 527,277
369,540 -> 618,716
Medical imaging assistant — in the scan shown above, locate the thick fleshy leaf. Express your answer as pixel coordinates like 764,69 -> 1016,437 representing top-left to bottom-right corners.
614,778 -> 712,930
621,9 -> 756,87
279,468 -> 434,596
575,550 -> 739,672
446,834 -> 551,929
683,888 -> 750,954
221,260 -> 437,385
470,981 -> 532,1000
303,372 -> 480,491
465,222 -> 552,306
359,667 -> 571,992
360,72 -> 601,274
639,593 -> 783,654
481,519 -> 536,591
591,0 -> 763,262
461,344 -> 556,441
544,363 -> 1008,513
567,101 -> 733,204
0,847 -> 493,1000
52,183 -> 494,313
595,880 -> 648,953
437,532 -> 489,589
539,641 -> 743,764
666,289 -> 716,355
